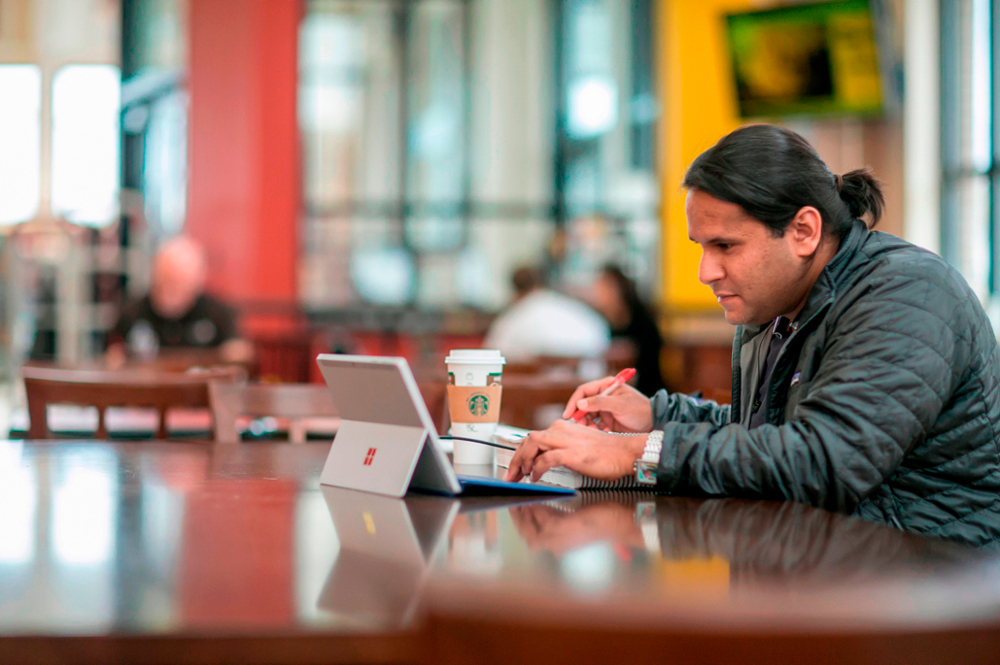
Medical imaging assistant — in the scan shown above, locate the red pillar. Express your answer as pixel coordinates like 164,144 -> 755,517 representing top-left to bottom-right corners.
187,0 -> 302,333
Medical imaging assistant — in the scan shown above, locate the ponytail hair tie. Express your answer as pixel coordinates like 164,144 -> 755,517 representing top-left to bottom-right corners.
834,174 -> 844,192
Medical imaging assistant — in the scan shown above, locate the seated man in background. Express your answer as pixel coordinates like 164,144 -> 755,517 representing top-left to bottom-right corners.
106,236 -> 253,368
507,124 -> 1000,548
483,266 -> 610,362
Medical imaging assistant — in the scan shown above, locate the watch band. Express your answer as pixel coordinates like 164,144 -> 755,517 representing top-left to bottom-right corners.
634,429 -> 664,485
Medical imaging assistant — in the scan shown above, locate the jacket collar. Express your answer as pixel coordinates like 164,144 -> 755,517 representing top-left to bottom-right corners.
794,219 -> 869,324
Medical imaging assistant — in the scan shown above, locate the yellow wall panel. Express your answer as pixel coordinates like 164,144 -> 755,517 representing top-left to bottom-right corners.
660,0 -> 753,310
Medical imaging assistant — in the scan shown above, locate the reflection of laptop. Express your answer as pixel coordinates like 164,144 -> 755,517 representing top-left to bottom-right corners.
318,487 -> 567,627
318,486 -> 459,627
317,354 -> 574,498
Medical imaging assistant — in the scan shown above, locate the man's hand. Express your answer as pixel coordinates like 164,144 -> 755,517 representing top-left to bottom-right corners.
562,376 -> 653,433
504,419 -> 648,483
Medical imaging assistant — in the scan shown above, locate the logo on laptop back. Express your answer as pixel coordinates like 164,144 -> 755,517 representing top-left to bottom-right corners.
363,447 -> 377,466
467,393 -> 490,417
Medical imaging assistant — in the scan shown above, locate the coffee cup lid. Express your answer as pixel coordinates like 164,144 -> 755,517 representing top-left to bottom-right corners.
444,349 -> 506,365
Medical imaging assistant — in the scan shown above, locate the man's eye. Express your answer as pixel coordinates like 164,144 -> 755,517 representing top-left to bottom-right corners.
716,243 -> 732,251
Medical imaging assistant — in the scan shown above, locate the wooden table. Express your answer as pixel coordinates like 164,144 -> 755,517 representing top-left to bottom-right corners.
0,441 -> 997,665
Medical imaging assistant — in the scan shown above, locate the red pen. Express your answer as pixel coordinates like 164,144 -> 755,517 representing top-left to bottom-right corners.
569,368 -> 636,423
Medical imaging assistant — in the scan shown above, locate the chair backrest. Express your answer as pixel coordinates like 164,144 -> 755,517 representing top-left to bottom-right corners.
22,366 -> 244,440
209,382 -> 339,443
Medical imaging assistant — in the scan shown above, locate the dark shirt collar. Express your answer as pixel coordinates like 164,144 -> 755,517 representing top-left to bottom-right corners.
772,315 -> 793,339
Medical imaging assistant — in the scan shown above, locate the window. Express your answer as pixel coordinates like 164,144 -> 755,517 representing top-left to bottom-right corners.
940,0 -> 997,300
299,0 -> 660,311
51,65 -> 122,227
0,65 -> 41,225
556,0 -> 659,294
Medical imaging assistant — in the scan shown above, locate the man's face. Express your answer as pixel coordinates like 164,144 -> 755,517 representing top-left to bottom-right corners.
687,189 -> 813,326
150,257 -> 204,320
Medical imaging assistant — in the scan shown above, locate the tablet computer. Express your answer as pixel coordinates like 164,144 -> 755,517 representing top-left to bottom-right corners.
316,354 -> 574,498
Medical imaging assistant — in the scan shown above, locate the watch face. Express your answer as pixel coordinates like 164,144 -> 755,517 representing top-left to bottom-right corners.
635,461 -> 657,485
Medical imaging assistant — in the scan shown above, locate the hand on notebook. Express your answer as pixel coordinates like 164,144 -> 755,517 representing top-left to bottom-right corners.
504,420 -> 648,483
563,377 -> 653,432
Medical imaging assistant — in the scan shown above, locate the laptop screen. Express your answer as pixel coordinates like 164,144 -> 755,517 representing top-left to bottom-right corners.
317,357 -> 426,429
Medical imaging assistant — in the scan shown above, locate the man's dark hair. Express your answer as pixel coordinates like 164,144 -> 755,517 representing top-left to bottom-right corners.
511,266 -> 544,297
682,124 -> 885,239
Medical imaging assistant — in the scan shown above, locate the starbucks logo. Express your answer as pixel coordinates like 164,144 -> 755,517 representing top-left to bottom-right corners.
467,393 -> 490,417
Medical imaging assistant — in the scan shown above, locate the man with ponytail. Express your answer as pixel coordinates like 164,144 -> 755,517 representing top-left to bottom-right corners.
507,124 -> 1000,548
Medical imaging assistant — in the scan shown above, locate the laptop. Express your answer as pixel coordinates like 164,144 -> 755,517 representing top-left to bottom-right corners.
316,354 -> 575,498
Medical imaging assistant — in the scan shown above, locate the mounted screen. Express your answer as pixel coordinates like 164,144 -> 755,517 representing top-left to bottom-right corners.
725,0 -> 883,118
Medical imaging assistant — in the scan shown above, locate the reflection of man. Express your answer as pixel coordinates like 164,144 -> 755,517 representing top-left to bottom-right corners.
483,266 -> 610,362
507,125 -> 1000,548
106,236 -> 252,368
509,496 -> 980,582
510,500 -> 647,557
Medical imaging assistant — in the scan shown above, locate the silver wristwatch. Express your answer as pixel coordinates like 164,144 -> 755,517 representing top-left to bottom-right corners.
634,429 -> 664,485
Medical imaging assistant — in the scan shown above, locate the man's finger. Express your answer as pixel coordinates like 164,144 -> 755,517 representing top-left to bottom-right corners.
531,450 -> 566,482
505,446 -> 525,481
516,433 -> 548,479
562,377 -> 617,418
575,394 -> 624,414
506,437 -> 540,481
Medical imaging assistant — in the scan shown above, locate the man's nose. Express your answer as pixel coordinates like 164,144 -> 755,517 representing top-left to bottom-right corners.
698,252 -> 724,285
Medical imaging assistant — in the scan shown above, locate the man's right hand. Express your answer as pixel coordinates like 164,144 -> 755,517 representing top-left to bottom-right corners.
562,376 -> 653,433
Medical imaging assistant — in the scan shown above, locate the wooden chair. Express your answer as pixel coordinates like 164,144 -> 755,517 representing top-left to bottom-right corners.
209,382 -> 340,443
699,387 -> 732,405
22,366 -> 244,439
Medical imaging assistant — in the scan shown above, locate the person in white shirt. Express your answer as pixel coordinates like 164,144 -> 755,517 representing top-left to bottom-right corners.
483,267 -> 610,361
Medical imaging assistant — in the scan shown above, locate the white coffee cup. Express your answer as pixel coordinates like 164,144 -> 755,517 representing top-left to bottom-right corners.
445,349 -> 505,465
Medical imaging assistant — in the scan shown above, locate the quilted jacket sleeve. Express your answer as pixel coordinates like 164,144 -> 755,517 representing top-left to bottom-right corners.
655,262 -> 966,513
650,390 -> 731,428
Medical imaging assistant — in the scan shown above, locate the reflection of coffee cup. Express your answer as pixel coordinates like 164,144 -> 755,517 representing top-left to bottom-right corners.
445,349 -> 505,465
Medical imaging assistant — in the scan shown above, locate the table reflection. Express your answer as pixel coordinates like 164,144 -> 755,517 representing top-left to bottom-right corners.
505,493 -> 989,592
1,441 -> 997,646
0,441 -> 330,634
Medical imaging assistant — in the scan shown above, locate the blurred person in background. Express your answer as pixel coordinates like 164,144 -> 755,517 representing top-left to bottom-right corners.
483,266 -> 610,362
105,236 -> 253,368
590,264 -> 666,395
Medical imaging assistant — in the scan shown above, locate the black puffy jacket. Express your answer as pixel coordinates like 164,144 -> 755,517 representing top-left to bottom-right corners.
650,221 -> 1000,548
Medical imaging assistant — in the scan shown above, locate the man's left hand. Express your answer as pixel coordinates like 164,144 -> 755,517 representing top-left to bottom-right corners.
504,419 -> 648,483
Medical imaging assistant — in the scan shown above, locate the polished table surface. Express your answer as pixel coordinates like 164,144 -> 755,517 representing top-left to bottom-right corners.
1,440 -> 998,665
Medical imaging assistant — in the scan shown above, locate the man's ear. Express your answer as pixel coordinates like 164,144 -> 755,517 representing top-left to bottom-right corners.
786,206 -> 824,258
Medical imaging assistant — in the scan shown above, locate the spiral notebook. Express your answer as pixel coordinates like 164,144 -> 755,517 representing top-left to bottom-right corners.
494,425 -> 644,490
